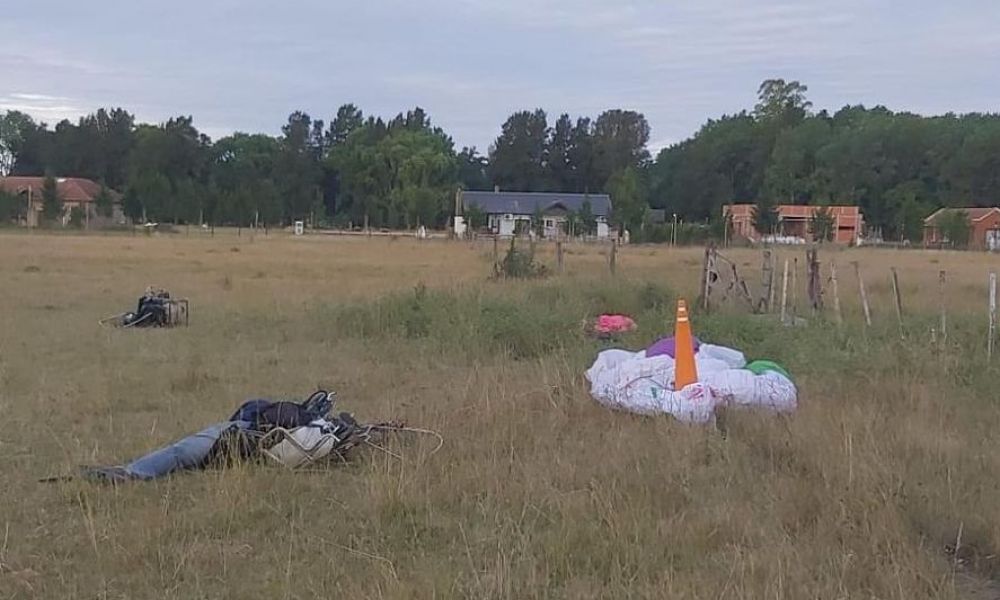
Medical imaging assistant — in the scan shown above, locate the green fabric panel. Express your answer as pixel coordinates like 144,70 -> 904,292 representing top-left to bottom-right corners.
745,360 -> 792,381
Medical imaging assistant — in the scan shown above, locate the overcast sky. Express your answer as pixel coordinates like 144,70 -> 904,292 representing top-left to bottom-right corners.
2,0 -> 998,152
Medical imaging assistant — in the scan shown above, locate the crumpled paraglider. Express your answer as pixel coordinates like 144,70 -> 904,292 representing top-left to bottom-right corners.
585,341 -> 797,424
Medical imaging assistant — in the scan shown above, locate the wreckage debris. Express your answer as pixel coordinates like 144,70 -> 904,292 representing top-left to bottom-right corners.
585,299 -> 797,424
100,286 -> 190,328
42,390 -> 441,483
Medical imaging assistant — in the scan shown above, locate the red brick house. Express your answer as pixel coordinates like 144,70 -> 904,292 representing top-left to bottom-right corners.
0,176 -> 123,227
923,207 -> 1000,250
723,204 -> 863,245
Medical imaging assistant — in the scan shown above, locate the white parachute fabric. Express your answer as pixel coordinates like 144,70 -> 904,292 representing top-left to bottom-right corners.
700,369 -> 797,413
697,344 -> 747,369
585,344 -> 796,423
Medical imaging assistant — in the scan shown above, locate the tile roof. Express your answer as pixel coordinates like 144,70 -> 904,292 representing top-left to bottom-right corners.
463,191 -> 612,217
0,177 -> 121,203
924,207 -> 1000,224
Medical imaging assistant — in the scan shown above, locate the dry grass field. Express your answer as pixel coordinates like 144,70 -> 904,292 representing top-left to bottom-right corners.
3,230 -> 1000,599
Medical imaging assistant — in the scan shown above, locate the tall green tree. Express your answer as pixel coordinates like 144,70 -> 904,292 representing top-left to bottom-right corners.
591,109 -> 651,189
211,133 -> 282,224
488,109 -> 549,191
565,209 -> 581,237
649,113 -> 769,222
606,167 -> 646,233
127,116 -> 209,222
808,206 -> 835,242
764,116 -> 831,204
547,114 -> 574,191
464,203 -> 486,232
532,205 -> 545,237
278,111 -> 322,222
0,188 -> 20,222
0,111 -> 39,176
457,147 -> 489,191
578,199 -> 596,235
568,117 -> 596,192
754,79 -> 812,124
328,110 -> 458,229
937,210 -> 971,248
94,185 -> 114,217
41,175 -> 62,223
752,198 -> 780,235
326,104 -> 364,147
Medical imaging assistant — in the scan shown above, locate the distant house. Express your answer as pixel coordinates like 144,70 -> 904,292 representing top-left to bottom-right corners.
0,176 -> 123,227
724,204 -> 864,245
457,190 -> 612,239
923,207 -> 1000,250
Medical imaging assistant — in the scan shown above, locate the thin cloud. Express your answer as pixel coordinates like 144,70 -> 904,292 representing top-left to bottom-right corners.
0,92 -> 87,123
1,0 -> 998,150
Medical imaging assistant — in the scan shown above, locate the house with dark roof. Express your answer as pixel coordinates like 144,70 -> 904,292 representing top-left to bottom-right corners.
0,176 -> 123,227
923,207 -> 1000,250
456,189 -> 612,238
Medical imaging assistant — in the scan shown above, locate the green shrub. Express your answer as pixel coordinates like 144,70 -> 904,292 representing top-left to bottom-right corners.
316,279 -> 676,361
496,239 -> 548,279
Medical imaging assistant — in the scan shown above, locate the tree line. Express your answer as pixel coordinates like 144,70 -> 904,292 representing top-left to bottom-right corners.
2,79 -> 999,241
650,80 -> 1000,242
0,104 -> 651,231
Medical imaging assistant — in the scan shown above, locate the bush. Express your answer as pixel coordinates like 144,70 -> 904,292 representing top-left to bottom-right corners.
496,239 -> 548,279
317,279 -> 676,361
633,222 -> 717,245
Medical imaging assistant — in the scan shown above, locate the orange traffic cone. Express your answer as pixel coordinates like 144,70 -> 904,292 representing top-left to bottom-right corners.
673,299 -> 698,390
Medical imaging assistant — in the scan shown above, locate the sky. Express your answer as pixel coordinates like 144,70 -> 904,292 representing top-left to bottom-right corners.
2,0 -> 999,153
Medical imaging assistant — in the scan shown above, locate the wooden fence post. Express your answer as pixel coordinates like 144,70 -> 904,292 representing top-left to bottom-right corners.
699,245 -> 713,312
760,250 -> 774,312
780,258 -> 790,324
556,240 -> 564,274
807,247 -> 823,313
854,262 -> 872,328
791,257 -> 799,322
829,261 -> 843,326
989,272 -> 997,359
768,252 -> 777,312
609,239 -> 618,276
939,270 -> 948,344
891,267 -> 904,337
493,235 -> 499,271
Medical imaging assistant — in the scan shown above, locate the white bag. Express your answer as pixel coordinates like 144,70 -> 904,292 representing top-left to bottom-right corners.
264,425 -> 338,469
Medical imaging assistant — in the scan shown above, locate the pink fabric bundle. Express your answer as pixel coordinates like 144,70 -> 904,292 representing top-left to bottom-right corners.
593,314 -> 637,335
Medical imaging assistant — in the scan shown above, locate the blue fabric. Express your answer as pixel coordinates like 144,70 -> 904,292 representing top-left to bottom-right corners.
82,421 -> 253,481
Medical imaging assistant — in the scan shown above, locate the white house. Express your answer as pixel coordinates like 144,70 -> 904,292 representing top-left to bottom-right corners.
457,190 -> 612,239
